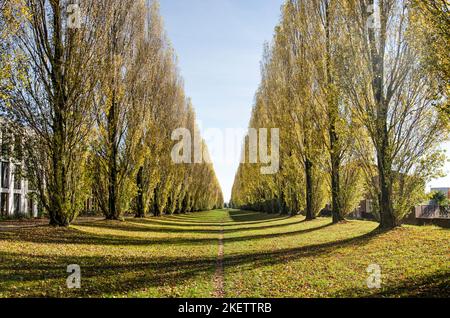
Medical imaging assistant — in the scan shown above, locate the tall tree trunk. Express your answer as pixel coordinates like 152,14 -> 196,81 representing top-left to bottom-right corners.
48,0 -> 69,227
367,0 -> 397,230
107,91 -> 119,220
325,0 -> 344,223
49,112 -> 69,227
363,0 -> 396,229
329,93 -> 343,223
105,22 -> 120,221
305,157 -> 316,221
377,146 -> 396,229
153,187 -> 160,217
330,147 -> 343,223
135,166 -> 145,218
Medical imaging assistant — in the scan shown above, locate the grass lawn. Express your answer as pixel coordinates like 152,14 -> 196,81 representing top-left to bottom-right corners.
0,209 -> 448,298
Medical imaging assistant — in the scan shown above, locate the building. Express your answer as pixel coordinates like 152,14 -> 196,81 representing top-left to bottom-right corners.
0,120 -> 38,218
349,199 -> 377,221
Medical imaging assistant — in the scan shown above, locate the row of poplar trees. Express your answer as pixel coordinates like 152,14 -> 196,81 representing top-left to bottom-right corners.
231,0 -> 449,230
0,0 -> 223,226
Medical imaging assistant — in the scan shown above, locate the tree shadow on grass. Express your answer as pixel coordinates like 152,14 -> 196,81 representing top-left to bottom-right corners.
0,229 -> 382,298
0,227 -> 388,297
1,209 -> 446,298
223,222 -> 334,243
333,270 -> 450,298
2,244 -> 446,298
0,251 -> 217,297
228,210 -> 290,224
0,217 -> 347,248
77,221 -> 221,235
220,218 -> 309,233
79,216 -> 308,235
0,224 -> 332,247
77,219 -> 335,245
0,226 -> 218,246
161,214 -> 228,225
223,228 -> 384,269
164,211 -> 289,227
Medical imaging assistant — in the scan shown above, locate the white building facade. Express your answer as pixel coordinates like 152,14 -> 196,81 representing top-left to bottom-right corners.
0,122 -> 38,218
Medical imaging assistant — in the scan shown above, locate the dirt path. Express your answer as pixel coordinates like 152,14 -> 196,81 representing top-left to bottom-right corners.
213,224 -> 225,298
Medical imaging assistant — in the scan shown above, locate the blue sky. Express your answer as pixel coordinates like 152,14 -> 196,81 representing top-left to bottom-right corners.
159,0 -> 450,201
160,0 -> 285,201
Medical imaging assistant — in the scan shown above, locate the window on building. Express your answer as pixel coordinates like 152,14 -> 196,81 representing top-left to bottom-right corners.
14,193 -> 21,216
0,193 -> 8,217
1,162 -> 9,189
14,165 -> 22,190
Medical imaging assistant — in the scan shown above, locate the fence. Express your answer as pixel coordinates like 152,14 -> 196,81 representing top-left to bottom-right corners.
415,205 -> 450,219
